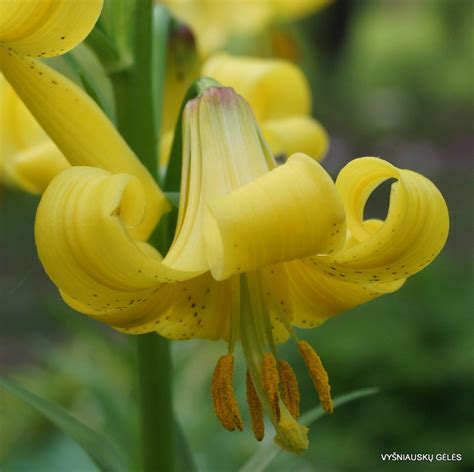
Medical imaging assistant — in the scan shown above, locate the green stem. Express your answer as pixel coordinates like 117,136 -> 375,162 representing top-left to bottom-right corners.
136,333 -> 175,472
110,7 -> 220,472
116,1 -> 175,471
128,0 -> 157,179
152,6 -> 171,164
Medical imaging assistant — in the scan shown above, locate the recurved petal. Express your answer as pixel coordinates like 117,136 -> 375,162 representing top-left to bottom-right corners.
202,54 -> 312,121
311,157 -> 449,284
112,274 -> 233,340
0,0 -> 103,57
60,273 -> 232,340
261,116 -> 328,161
2,52 -> 166,239
281,258 -> 404,329
35,167 -> 202,320
204,153 -> 346,281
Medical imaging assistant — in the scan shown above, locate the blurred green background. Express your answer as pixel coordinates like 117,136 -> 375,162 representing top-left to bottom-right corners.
1,0 -> 473,471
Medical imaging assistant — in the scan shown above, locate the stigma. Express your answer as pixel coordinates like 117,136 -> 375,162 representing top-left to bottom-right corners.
210,273 -> 333,452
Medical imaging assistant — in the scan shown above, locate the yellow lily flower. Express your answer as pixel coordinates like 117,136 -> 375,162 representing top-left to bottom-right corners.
161,0 -> 332,56
0,74 -> 69,193
161,53 -> 328,166
0,0 -> 168,240
35,87 -> 448,451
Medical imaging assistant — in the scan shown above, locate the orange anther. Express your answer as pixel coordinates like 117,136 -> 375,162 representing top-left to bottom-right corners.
211,354 -> 243,431
246,370 -> 264,441
262,352 -> 280,420
298,341 -> 333,413
278,360 -> 300,419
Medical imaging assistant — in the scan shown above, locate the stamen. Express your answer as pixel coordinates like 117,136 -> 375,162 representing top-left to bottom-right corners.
211,354 -> 243,431
246,370 -> 264,441
298,341 -> 333,413
228,276 -> 240,354
262,352 -> 281,420
278,360 -> 300,419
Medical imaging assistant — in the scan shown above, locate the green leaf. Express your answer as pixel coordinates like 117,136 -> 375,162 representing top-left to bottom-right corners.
238,387 -> 379,472
0,376 -> 129,472
85,27 -> 120,68
165,192 -> 180,208
92,0 -> 135,70
64,44 -> 117,123
174,420 -> 198,472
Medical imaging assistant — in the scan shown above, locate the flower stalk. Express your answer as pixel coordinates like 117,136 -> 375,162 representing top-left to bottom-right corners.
121,1 -> 175,470
136,333 -> 175,472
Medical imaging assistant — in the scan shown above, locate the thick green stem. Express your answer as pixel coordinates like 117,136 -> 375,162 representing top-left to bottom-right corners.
115,1 -> 175,471
128,0 -> 158,179
136,333 -> 175,472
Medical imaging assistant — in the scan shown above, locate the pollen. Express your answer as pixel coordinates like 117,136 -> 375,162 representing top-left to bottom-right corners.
246,370 -> 264,441
278,360 -> 300,419
298,341 -> 333,413
262,352 -> 281,420
211,354 -> 243,432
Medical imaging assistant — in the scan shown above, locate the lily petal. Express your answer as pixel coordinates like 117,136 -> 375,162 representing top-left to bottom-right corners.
62,273 -> 232,341
281,259 -> 404,328
0,0 -> 103,57
6,141 -> 69,193
35,167 -> 202,322
204,153 -> 346,280
1,53 -> 166,238
311,157 -> 449,284
114,274 -> 232,340
1,74 -> 69,192
261,116 -> 328,161
164,88 -> 275,273
260,218 -> 404,331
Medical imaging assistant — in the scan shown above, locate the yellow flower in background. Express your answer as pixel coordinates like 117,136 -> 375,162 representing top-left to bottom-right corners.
0,75 -> 69,193
35,87 -> 448,451
203,54 -> 328,161
161,0 -> 332,56
0,0 -> 167,240
161,53 -> 328,165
